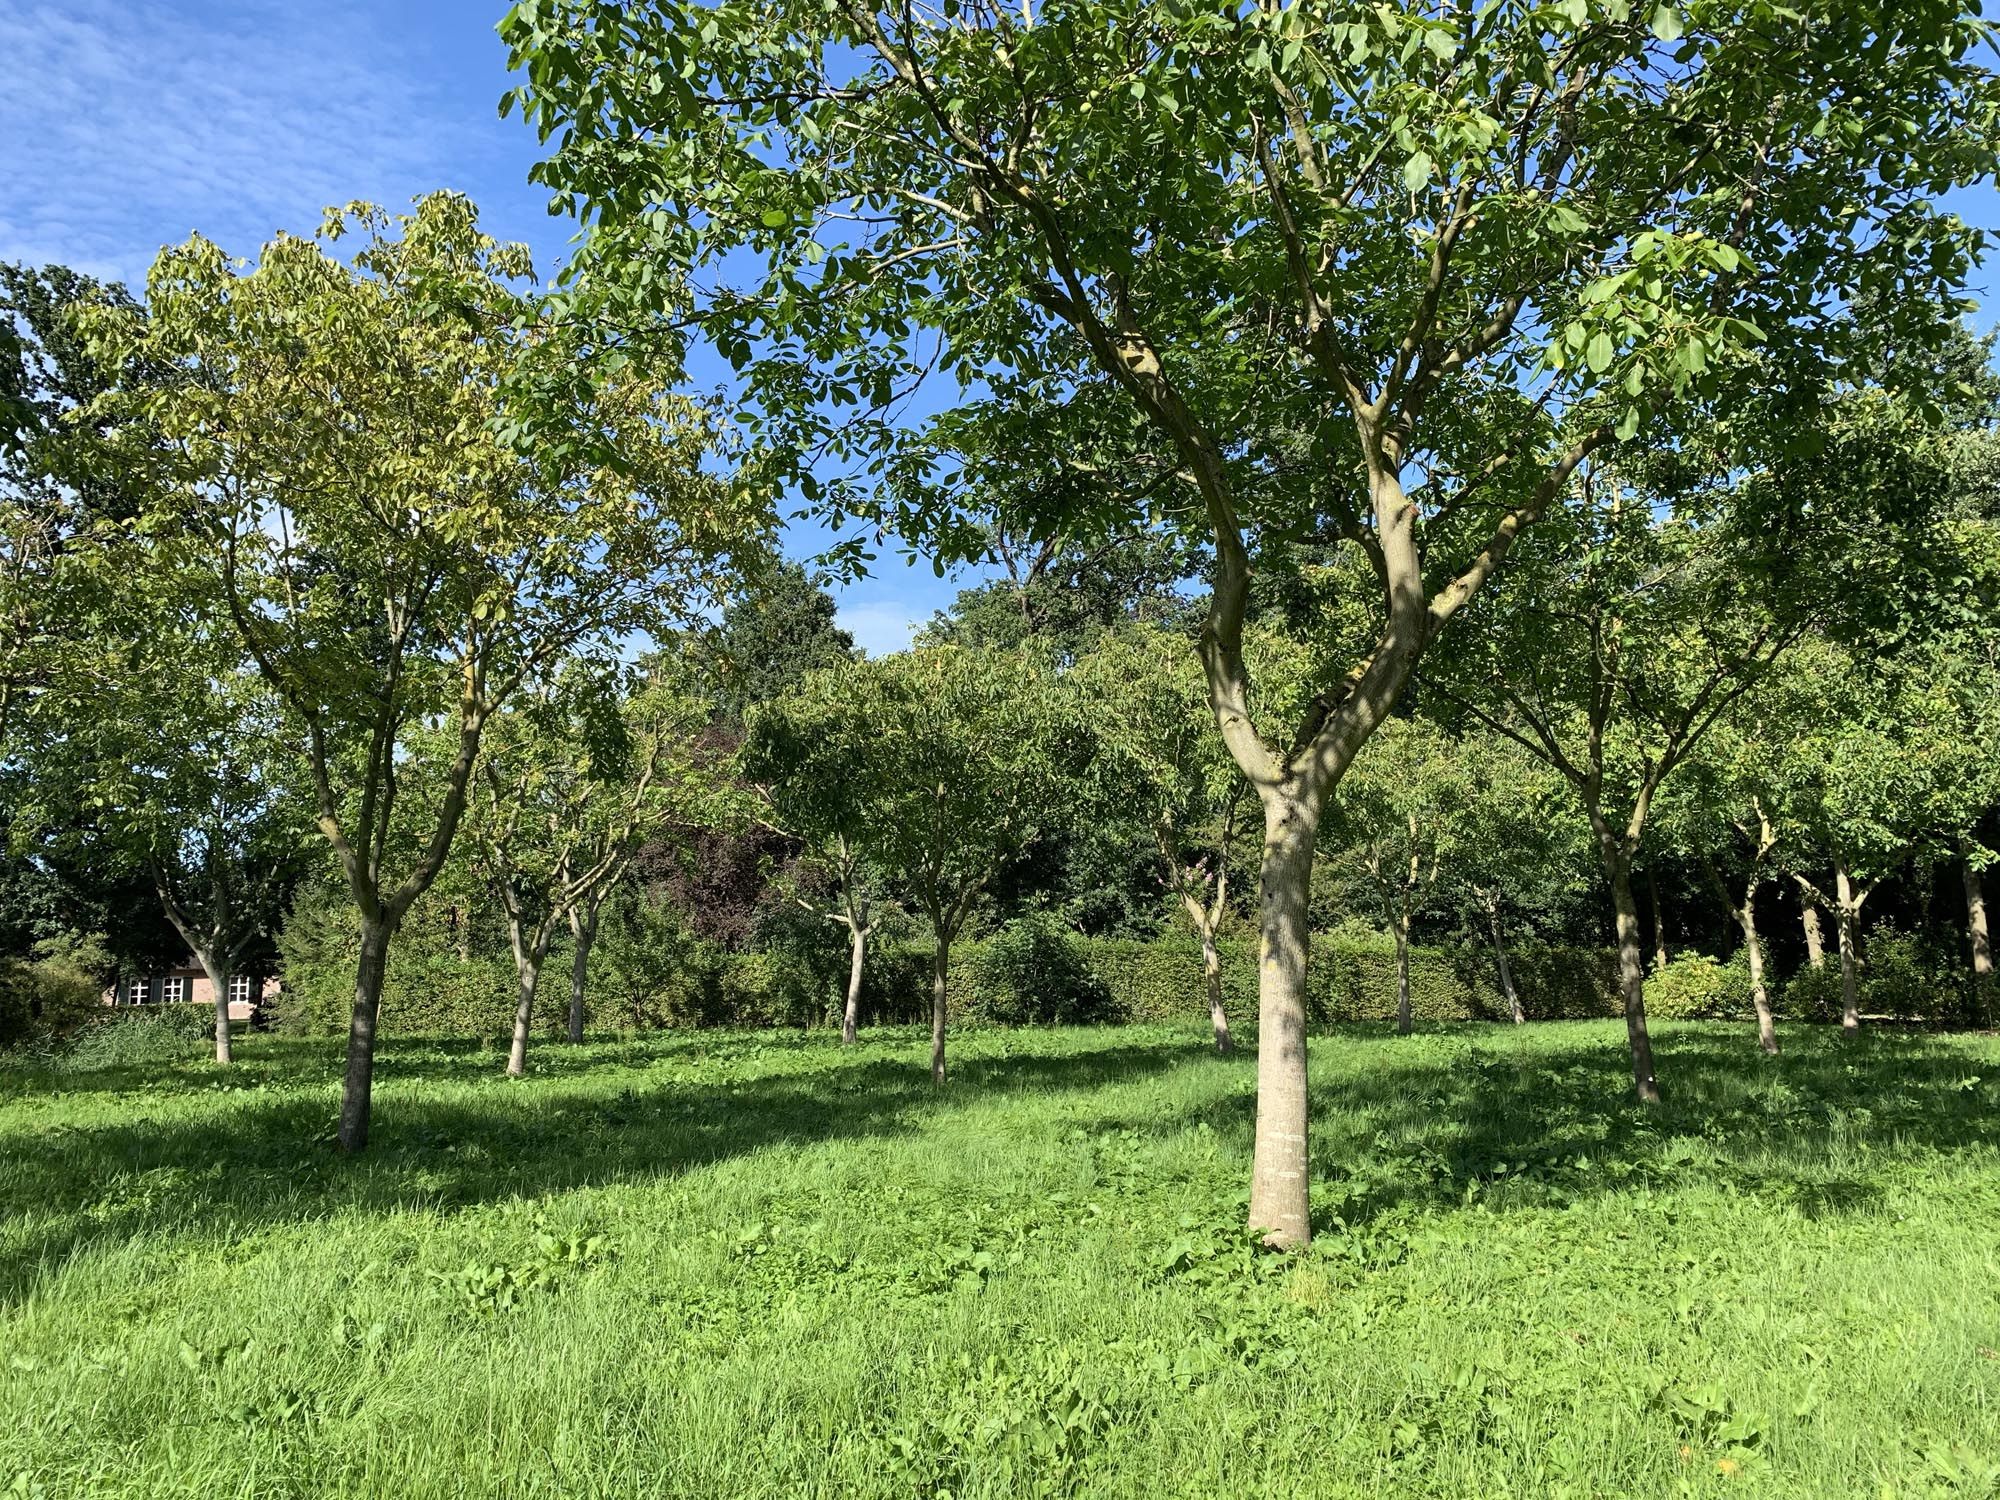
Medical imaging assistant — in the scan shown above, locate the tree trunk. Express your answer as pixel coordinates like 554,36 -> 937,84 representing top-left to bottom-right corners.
1799,899 -> 1826,970
1200,925 -> 1232,1055
1961,845 -> 1992,1027
1603,847 -> 1661,1104
1835,860 -> 1862,1033
338,916 -> 395,1153
842,916 -> 868,1046
929,935 -> 950,1085
1487,899 -> 1523,1024
1248,788 -> 1316,1249
1738,889 -> 1777,1055
1647,867 -> 1670,972
506,942 -> 543,1078
566,902 -> 599,1044
1393,913 -> 1413,1035
192,949 -> 233,1065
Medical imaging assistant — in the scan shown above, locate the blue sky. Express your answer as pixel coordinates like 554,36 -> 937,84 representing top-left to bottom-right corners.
0,0 -> 957,653
5,0 -> 1997,653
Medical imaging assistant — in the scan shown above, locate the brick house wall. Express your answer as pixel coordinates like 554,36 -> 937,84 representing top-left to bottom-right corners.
105,965 -> 280,1022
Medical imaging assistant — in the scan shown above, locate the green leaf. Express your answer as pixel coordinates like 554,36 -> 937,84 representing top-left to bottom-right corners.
1586,331 -> 1615,373
1650,5 -> 1684,42
759,208 -> 789,229
1403,152 -> 1434,193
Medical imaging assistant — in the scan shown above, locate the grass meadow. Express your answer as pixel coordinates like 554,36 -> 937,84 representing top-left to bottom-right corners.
3,1020 -> 1999,1498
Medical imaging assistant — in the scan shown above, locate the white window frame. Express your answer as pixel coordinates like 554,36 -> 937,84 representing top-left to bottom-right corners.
161,975 -> 187,1004
128,976 -> 152,1005
228,974 -> 254,1006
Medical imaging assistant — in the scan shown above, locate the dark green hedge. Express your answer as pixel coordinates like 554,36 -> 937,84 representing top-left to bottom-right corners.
273,899 -> 1621,1037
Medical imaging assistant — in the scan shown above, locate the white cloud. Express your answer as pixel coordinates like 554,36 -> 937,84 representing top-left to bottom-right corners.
836,600 -> 927,657
0,0 -> 479,286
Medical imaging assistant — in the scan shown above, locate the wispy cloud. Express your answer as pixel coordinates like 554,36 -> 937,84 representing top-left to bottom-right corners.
0,0 -> 482,287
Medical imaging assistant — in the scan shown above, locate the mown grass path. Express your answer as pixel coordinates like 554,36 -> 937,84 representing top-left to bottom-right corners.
3,1021 -> 1998,1497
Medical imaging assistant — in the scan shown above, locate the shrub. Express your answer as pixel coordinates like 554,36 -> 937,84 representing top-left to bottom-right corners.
1777,928 -> 1975,1025
47,1004 -> 214,1071
1644,954 -> 1754,1021
0,932 -> 115,1051
963,915 -> 1117,1025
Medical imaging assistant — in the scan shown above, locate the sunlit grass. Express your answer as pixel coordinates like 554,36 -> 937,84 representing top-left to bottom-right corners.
3,1019 -> 1998,1498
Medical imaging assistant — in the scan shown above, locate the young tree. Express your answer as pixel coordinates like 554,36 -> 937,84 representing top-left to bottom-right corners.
1322,716 -> 1466,1034
474,662 -> 714,1073
95,194 -> 764,1149
701,559 -> 858,719
508,0 -> 1995,1245
757,648 -> 1075,1081
1070,626 -> 1248,1054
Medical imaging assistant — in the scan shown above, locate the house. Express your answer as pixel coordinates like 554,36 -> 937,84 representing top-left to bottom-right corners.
105,963 -> 280,1022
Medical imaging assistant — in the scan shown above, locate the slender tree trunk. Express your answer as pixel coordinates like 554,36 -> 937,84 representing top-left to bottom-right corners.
1835,860 -> 1862,1033
1393,912 -> 1413,1035
842,915 -> 868,1046
1961,844 -> 1992,1026
1647,867 -> 1670,972
1486,899 -> 1523,1024
191,949 -> 233,1065
566,902 -> 599,1044
1200,925 -> 1232,1055
929,934 -> 950,1085
505,933 -> 545,1078
1602,846 -> 1661,1104
1738,889 -> 1777,1055
338,916 -> 395,1153
1248,788 -> 1317,1249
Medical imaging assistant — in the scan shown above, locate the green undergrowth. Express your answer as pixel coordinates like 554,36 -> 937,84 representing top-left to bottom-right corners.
3,1020 -> 1997,1498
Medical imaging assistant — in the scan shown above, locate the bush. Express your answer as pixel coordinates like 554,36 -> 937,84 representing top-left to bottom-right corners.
963,915 -> 1117,1025
1644,954 -> 1755,1021
44,1004 -> 214,1072
0,933 -> 115,1051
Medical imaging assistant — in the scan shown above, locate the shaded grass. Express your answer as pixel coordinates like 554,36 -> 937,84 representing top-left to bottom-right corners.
3,1019 -> 1998,1498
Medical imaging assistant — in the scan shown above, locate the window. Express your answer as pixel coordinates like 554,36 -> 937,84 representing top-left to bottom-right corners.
128,976 -> 152,1005
161,975 -> 187,1004
229,975 -> 255,1006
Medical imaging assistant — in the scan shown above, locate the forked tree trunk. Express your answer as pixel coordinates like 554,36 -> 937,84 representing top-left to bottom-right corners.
505,938 -> 552,1079
842,912 -> 868,1046
338,916 -> 396,1153
1602,846 -> 1661,1104
1247,788 -> 1317,1249
1199,926 -> 1232,1055
1835,860 -> 1863,1033
1961,845 -> 1992,1027
929,935 -> 950,1085
1486,898 -> 1524,1024
566,901 -> 600,1044
1393,913 -> 1413,1035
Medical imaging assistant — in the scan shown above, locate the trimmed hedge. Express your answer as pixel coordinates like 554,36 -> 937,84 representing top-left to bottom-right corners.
272,901 -> 1622,1037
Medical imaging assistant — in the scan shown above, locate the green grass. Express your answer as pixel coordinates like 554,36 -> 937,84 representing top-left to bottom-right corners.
3,1019 -> 1998,1499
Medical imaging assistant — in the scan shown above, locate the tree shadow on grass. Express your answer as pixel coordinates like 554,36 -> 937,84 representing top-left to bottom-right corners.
0,1030 -> 1204,1309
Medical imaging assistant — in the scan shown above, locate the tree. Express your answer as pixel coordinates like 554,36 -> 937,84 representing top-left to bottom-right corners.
757,648 -> 1075,1081
474,662 -> 715,1073
1432,474 -> 1812,1100
703,559 -> 857,717
1322,716 -> 1465,1034
94,194 -> 764,1149
507,0 -> 1996,1245
1070,626 -> 1248,1054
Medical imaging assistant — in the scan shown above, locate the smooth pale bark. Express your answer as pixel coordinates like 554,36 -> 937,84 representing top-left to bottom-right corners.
1834,860 -> 1863,1033
841,900 -> 869,1046
504,914 -> 556,1078
339,916 -> 396,1153
565,900 -> 601,1043
1393,912 -> 1413,1035
1647,868 -> 1670,972
188,949 -> 233,1065
1743,895 -> 1776,1054
1484,895 -> 1524,1025
929,937 -> 950,1085
1247,788 -> 1317,1248
1961,844 -> 1992,1026
1199,927 -> 1233,1056
1601,846 -> 1661,1104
